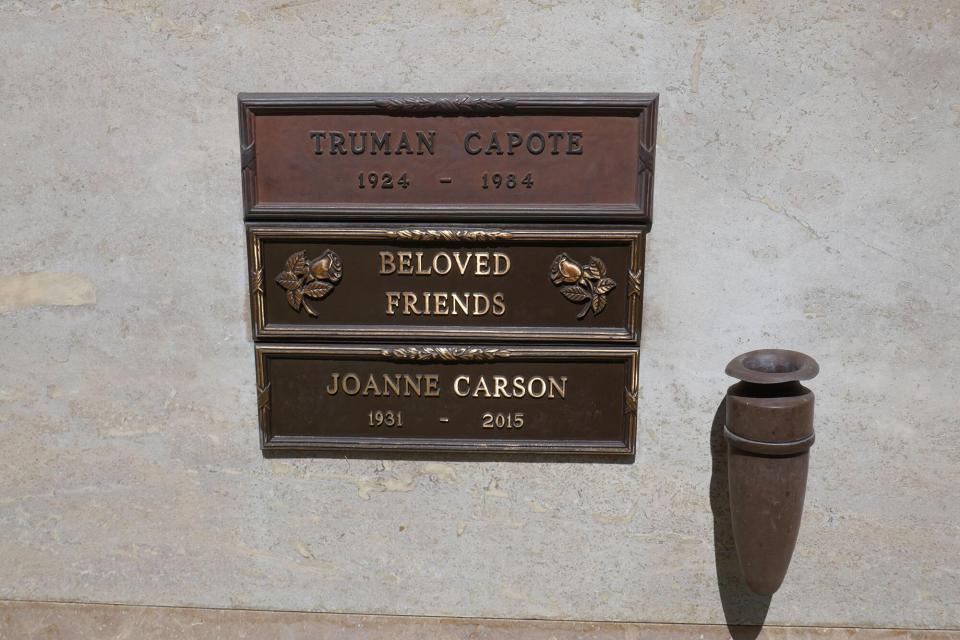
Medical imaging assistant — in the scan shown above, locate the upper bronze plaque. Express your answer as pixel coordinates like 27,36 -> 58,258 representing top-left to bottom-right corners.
238,93 -> 657,223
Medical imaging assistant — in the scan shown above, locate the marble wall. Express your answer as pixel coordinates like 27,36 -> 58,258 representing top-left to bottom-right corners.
1,0 -> 958,629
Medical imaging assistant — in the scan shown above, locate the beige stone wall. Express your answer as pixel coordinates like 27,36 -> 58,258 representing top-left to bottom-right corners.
1,0 -> 958,630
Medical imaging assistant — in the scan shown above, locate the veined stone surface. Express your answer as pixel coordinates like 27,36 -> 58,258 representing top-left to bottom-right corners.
0,0 -> 958,629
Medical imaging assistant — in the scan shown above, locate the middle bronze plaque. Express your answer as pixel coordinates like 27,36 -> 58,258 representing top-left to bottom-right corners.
248,224 -> 645,343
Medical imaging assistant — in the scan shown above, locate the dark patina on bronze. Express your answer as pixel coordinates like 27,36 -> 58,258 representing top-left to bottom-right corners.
256,344 -> 639,455
238,93 -> 657,223
247,224 -> 645,343
724,349 -> 819,595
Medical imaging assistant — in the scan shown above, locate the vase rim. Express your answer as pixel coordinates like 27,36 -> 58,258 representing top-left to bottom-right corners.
725,349 -> 819,384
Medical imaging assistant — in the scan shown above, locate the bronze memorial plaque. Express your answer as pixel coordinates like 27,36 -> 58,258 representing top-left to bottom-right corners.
256,344 -> 638,455
239,93 -> 657,222
247,225 -> 645,342
239,92 -> 658,458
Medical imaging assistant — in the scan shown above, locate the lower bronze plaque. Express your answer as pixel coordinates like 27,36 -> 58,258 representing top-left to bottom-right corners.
256,344 -> 639,455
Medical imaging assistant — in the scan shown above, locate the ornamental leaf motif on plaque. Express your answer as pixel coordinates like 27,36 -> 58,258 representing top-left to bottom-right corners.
372,95 -> 518,113
381,347 -> 512,361
549,254 -> 616,319
275,249 -> 342,317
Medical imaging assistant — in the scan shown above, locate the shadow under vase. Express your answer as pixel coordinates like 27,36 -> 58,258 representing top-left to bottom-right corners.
710,397 -> 772,635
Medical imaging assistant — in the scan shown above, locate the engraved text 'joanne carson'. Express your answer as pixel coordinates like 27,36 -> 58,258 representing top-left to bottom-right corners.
325,372 -> 567,399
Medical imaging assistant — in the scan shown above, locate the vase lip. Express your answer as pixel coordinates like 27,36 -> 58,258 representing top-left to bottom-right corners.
725,349 -> 819,384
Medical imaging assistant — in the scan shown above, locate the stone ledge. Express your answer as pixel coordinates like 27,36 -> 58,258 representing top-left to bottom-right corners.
1,601 -> 957,640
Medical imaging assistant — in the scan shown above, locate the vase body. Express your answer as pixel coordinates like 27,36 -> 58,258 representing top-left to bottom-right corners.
724,350 -> 818,596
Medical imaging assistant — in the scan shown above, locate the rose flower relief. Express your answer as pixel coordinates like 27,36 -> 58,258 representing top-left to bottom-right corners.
275,249 -> 343,316
550,253 -> 617,318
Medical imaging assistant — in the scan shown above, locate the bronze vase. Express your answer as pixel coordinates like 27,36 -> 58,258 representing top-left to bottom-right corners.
724,349 -> 819,595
